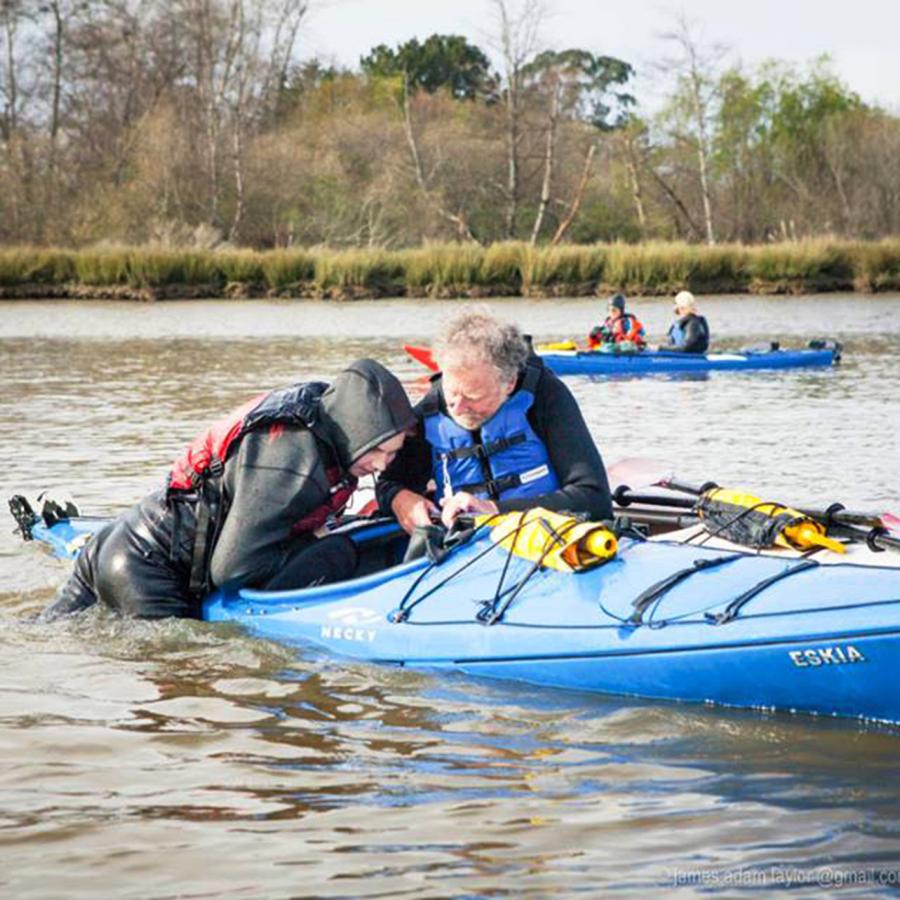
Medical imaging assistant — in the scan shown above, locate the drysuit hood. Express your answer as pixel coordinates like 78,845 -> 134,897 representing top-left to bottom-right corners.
318,359 -> 415,469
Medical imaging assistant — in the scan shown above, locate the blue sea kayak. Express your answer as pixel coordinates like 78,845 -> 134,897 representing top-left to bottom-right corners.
20,510 -> 900,725
541,345 -> 840,377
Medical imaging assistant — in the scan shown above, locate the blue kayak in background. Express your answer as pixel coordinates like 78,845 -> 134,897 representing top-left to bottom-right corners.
541,343 -> 841,377
21,510 -> 900,726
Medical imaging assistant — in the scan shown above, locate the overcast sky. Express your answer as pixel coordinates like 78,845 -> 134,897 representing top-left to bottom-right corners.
300,0 -> 900,114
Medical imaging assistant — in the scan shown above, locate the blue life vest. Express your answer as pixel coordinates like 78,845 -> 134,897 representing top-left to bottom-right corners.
667,314 -> 709,352
423,363 -> 560,502
667,321 -> 684,346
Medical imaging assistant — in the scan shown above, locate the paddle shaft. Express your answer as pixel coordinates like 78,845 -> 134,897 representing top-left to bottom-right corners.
614,486 -> 695,509
616,508 -> 700,531
829,523 -> 900,554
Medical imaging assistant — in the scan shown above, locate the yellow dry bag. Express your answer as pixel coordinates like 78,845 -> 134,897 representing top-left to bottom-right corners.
698,488 -> 845,554
481,507 -> 617,573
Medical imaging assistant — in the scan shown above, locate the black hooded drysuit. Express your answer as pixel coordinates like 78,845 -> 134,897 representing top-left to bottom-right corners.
46,359 -> 414,619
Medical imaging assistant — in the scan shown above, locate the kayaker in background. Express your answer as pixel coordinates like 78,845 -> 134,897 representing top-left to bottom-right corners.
44,359 -> 415,619
376,306 -> 613,532
587,293 -> 647,349
665,290 -> 710,353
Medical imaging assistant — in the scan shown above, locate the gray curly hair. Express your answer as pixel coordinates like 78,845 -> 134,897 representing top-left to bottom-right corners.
433,305 -> 529,382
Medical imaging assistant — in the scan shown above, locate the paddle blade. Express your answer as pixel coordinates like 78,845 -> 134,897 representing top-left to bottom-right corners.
403,344 -> 439,372
883,513 -> 900,536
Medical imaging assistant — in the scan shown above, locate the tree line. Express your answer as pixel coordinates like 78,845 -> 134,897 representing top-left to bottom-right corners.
1,0 -> 898,250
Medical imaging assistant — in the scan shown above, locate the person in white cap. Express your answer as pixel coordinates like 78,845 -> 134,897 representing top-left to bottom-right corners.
665,290 -> 710,353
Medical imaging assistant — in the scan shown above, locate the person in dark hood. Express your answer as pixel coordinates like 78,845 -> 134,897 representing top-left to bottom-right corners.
45,359 -> 415,620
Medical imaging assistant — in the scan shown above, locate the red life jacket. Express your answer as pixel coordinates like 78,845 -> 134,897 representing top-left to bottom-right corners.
169,408 -> 359,532
167,382 -> 358,595
168,393 -> 265,491
588,313 -> 647,348
613,312 -> 646,344
168,380 -> 346,504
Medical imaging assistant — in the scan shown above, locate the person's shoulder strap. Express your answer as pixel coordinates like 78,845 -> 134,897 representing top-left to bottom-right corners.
419,378 -> 443,418
519,357 -> 543,393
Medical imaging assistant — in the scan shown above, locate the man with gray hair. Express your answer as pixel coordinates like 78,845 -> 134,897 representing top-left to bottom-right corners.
377,306 -> 613,531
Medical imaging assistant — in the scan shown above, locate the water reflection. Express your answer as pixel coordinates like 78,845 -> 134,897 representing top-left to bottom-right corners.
3,600 -> 900,893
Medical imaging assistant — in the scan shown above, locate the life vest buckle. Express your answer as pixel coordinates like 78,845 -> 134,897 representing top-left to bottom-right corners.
483,474 -> 520,498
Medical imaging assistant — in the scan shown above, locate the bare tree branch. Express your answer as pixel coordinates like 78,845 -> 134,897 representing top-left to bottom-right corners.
530,72 -> 559,244
656,14 -> 728,244
551,141 -> 594,245
490,0 -> 546,239
400,76 -> 477,243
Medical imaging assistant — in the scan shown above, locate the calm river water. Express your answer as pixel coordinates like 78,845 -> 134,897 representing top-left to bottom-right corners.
1,294 -> 899,897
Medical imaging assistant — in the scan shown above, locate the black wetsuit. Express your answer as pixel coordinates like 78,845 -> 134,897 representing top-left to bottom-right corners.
376,358 -> 613,520
47,360 -> 414,619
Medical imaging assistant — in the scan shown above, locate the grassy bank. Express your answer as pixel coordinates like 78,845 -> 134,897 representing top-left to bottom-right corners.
1,239 -> 899,300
